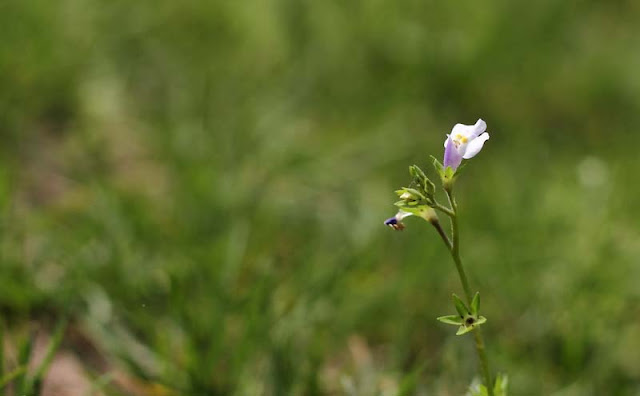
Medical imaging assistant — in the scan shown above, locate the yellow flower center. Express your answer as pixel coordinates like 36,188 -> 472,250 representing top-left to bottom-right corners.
452,134 -> 468,147
455,134 -> 468,143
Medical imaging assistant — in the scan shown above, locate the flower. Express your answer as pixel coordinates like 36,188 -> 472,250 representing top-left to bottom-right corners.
383,210 -> 413,230
384,207 -> 439,230
443,119 -> 490,170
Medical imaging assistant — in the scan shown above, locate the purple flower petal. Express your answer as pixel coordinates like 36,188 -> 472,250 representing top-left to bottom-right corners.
384,217 -> 398,226
443,136 -> 463,170
384,216 -> 405,231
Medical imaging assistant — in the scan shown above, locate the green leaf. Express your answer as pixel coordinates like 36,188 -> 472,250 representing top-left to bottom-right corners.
452,293 -> 470,317
436,315 -> 464,326
471,292 -> 480,315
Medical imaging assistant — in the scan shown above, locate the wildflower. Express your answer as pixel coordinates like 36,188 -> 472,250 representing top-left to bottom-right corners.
383,210 -> 412,230
443,119 -> 490,170
384,207 -> 439,230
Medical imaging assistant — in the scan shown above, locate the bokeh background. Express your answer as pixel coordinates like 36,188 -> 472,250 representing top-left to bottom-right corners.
2,1 -> 640,395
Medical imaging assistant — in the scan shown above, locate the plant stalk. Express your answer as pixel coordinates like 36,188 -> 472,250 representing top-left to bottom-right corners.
440,188 -> 494,395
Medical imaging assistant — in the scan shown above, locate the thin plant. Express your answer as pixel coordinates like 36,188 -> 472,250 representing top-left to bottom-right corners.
384,119 -> 507,396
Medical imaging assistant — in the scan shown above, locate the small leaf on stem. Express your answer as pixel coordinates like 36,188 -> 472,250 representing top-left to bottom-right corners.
471,292 -> 480,315
452,293 -> 470,317
456,325 -> 475,336
436,315 -> 464,326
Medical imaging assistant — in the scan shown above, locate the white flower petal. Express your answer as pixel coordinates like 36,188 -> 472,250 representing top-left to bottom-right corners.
451,119 -> 487,139
450,123 -> 473,138
472,119 -> 487,136
396,210 -> 413,220
444,135 -> 450,148
455,141 -> 468,156
462,133 -> 490,159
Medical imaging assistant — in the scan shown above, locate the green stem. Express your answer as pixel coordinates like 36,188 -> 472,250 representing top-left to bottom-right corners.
445,191 -> 472,299
473,327 -> 492,395
430,218 -> 452,251
442,188 -> 494,395
434,203 -> 455,218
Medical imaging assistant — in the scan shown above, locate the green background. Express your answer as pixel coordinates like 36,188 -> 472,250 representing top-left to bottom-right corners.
2,1 -> 640,394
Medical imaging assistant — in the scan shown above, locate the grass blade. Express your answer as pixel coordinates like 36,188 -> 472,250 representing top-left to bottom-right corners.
0,366 -> 27,389
23,319 -> 68,396
16,332 -> 34,394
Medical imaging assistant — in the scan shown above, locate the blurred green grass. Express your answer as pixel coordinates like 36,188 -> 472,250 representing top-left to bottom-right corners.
2,0 -> 640,394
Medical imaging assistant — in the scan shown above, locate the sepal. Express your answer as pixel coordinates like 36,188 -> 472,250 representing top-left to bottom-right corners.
441,293 -> 487,336
436,315 -> 464,326
471,292 -> 480,316
452,293 -> 470,317
455,316 -> 487,336
431,156 -> 445,180
432,155 -> 466,190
